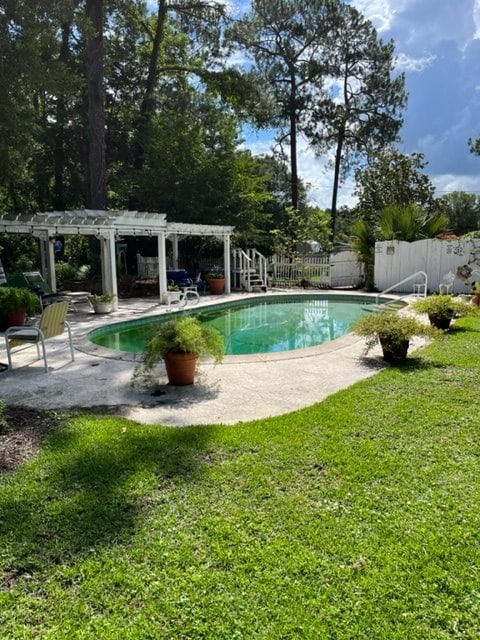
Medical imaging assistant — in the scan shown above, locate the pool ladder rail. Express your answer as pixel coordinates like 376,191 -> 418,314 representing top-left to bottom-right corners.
364,270 -> 428,313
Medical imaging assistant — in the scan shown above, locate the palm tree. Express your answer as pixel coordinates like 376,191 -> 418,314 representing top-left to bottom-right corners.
351,218 -> 376,290
351,203 -> 449,291
377,203 -> 449,242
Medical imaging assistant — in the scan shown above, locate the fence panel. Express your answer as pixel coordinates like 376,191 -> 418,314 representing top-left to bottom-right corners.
268,252 -> 362,288
268,255 -> 330,288
374,238 -> 480,294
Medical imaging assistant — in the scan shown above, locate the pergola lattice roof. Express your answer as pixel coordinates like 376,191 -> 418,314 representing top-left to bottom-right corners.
0,210 -> 234,238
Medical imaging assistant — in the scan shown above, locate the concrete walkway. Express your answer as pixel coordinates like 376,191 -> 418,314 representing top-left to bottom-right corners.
0,291 -> 402,427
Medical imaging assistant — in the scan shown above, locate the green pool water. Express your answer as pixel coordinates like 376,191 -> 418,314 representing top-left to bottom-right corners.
88,294 -> 378,356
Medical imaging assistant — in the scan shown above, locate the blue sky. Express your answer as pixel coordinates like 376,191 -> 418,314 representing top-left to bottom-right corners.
231,0 -> 480,209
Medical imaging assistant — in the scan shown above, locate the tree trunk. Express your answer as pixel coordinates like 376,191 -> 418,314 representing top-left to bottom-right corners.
330,124 -> 345,244
288,68 -> 299,211
53,22 -> 71,210
133,0 -> 168,173
86,0 -> 106,210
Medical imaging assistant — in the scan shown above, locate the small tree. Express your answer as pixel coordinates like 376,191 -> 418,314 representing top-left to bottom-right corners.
354,150 -> 436,225
351,218 -> 375,290
435,191 -> 480,235
272,206 -> 331,259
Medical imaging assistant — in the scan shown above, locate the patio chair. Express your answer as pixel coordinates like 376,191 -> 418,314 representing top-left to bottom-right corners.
5,301 -> 75,372
166,269 -> 194,288
22,271 -> 91,310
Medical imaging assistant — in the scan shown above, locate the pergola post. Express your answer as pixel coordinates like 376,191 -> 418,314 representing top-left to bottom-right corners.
223,234 -> 231,294
101,230 -> 118,308
158,232 -> 168,301
38,233 -> 49,280
171,236 -> 179,269
45,231 -> 57,291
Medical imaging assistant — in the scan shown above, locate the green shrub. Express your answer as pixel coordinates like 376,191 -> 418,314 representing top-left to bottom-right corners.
0,398 -> 7,432
55,261 -> 78,283
412,294 -> 475,319
352,311 -> 441,355
0,286 -> 39,319
76,264 -> 91,281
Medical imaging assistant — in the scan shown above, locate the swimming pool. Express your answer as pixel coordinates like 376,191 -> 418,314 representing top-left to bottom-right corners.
88,294 -> 380,356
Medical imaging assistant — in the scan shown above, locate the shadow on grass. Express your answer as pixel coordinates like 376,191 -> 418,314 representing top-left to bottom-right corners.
448,323 -> 480,334
357,353 -> 452,373
0,417 -> 215,576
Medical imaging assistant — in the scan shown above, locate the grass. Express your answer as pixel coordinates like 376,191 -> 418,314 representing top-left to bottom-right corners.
1,319 -> 480,638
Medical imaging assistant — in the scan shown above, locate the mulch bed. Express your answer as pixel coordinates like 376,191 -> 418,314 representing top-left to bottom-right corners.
0,406 -> 64,473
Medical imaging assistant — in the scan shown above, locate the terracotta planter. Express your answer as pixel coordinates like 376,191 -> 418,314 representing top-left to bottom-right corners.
207,277 -> 225,294
428,314 -> 452,330
379,337 -> 409,363
164,351 -> 199,385
0,307 -> 26,332
472,293 -> 480,306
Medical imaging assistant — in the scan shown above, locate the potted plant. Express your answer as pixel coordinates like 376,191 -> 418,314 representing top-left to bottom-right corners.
471,282 -> 480,306
88,293 -> 116,314
352,311 -> 441,362
0,286 -> 39,331
206,266 -> 225,294
411,294 -> 476,329
161,284 -> 182,306
137,315 -> 224,385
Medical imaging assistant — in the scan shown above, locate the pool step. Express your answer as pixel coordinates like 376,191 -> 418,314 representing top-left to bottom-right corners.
364,300 -> 406,313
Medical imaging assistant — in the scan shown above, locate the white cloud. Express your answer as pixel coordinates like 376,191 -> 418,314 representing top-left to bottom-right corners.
395,52 -> 436,73
433,173 -> 480,198
349,0 -> 397,32
474,0 -> 480,38
243,133 -> 357,211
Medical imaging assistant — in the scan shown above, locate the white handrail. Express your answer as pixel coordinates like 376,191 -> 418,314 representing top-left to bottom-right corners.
376,270 -> 428,305
232,248 -> 268,292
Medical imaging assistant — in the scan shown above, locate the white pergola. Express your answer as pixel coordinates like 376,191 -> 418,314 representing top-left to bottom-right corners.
0,210 -> 234,309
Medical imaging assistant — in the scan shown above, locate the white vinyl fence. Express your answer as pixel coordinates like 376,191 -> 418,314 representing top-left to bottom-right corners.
374,238 -> 480,294
268,251 -> 363,289
330,250 -> 364,288
137,250 -> 364,290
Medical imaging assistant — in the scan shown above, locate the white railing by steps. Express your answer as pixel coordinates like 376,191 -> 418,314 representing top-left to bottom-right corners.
232,248 -> 268,292
375,270 -> 428,307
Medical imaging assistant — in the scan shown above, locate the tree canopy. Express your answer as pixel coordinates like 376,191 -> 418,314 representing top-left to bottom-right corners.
354,150 -> 436,224
1,0 -> 410,262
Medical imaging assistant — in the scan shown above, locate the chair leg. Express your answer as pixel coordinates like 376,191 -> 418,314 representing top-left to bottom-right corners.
65,322 -> 75,363
5,339 -> 13,370
37,335 -> 48,372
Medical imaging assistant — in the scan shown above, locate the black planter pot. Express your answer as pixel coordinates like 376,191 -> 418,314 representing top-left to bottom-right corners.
428,314 -> 452,330
379,337 -> 410,362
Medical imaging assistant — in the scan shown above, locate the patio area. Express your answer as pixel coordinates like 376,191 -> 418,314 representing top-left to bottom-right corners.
0,291 -> 390,427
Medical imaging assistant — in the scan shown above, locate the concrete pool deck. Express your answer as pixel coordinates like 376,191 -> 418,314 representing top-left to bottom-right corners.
0,290 -> 413,427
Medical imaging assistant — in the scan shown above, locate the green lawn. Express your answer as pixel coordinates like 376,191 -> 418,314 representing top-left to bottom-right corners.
1,319 -> 480,639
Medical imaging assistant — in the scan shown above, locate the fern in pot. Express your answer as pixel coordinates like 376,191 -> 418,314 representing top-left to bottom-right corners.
0,287 -> 39,331
136,315 -> 224,385
412,294 -> 476,329
352,311 -> 441,362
